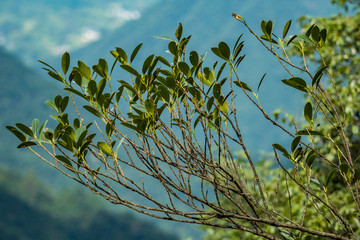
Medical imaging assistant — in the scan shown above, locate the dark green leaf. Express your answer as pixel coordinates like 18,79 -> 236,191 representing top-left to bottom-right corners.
17,141 -> 37,148
130,43 -> 143,63
97,78 -> 106,98
257,73 -> 266,93
48,71 -> 64,82
291,136 -> 301,152
142,54 -> 154,74
157,56 -> 171,67
218,42 -> 230,60
281,77 -> 307,92
83,105 -> 102,118
145,99 -> 155,115
304,102 -> 313,123
234,81 -> 252,92
175,23 -> 183,40
283,20 -> 292,39
207,96 -> 215,112
296,129 -> 323,136
38,60 -> 57,72
265,21 -> 273,37
88,80 -> 97,97
340,163 -> 350,174
312,65 -> 328,86
121,122 -> 138,131
120,65 -> 140,78
16,123 -> 34,137
61,52 -> 70,75
60,96 -> 69,113
64,88 -> 86,100
311,26 -> 320,42
6,126 -> 26,142
56,155 -> 72,167
273,143 -> 290,157
168,41 -> 178,57
189,51 -> 199,66
216,62 -> 227,81
286,35 -> 297,47
320,29 -> 327,43
306,151 -> 317,167
116,47 -> 128,64
178,62 -> 191,78
78,61 -> 92,80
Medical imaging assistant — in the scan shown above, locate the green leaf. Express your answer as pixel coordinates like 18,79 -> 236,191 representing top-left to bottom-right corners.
286,35 -> 297,47
306,151 -> 317,167
218,42 -> 230,60
211,47 -> 227,61
39,120 -> 48,136
31,119 -> 40,137
38,60 -> 57,72
265,20 -> 273,37
142,54 -> 155,74
157,56 -> 171,67
206,96 -> 215,112
283,20 -> 292,39
6,126 -> 26,142
145,99 -> 155,115
16,123 -> 34,137
175,23 -> 183,40
312,65 -> 328,86
61,52 -> 70,75
311,26 -> 320,42
78,61 -> 92,80
296,129 -> 323,136
281,77 -> 307,92
189,51 -> 199,66
48,71 -> 64,83
116,47 -> 128,64
88,80 -> 97,97
320,29 -> 327,43
120,65 -> 140,78
60,96 -> 69,113
64,88 -> 86,100
97,78 -> 106,98
168,41 -> 178,57
17,141 -> 37,148
291,136 -> 301,152
83,105 -> 102,118
304,102 -> 313,123
273,143 -> 290,158
257,73 -> 266,93
340,163 -> 350,174
56,155 -> 72,167
234,81 -> 252,92
178,62 -> 191,78
121,122 -> 138,131
131,103 -> 147,113
130,43 -> 143,63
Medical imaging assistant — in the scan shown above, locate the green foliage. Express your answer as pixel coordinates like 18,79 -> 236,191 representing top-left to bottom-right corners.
6,6 -> 360,239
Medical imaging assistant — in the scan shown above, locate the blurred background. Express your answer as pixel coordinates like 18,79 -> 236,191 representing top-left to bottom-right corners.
0,0 -> 337,239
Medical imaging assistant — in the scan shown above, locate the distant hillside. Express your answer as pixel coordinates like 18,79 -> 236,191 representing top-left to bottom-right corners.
0,168 -> 179,240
